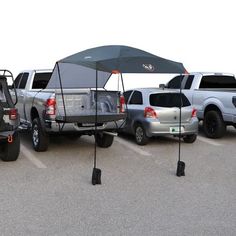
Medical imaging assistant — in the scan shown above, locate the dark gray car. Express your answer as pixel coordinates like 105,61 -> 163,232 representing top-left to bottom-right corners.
0,73 -> 20,161
121,88 -> 198,145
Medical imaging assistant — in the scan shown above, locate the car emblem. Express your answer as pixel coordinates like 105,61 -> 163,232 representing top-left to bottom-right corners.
142,64 -> 155,72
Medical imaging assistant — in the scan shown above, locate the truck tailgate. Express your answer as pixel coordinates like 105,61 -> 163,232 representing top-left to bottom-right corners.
55,89 -> 126,123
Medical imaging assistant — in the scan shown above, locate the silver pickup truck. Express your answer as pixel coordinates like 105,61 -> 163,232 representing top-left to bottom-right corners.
166,72 -> 236,138
13,69 -> 125,151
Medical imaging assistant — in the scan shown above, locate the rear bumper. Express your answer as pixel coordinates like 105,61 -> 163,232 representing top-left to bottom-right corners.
142,118 -> 199,137
45,119 -> 125,133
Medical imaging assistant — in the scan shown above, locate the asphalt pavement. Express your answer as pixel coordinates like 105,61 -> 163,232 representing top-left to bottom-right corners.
0,127 -> 236,236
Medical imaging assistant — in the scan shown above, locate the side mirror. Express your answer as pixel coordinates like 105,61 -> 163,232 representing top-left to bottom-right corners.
159,84 -> 165,90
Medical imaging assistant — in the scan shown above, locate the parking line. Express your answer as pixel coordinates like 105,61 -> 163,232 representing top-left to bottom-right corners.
197,136 -> 222,146
21,144 -> 47,169
115,137 -> 152,157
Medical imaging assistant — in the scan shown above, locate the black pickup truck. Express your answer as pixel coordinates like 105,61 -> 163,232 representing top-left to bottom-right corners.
0,70 -> 20,161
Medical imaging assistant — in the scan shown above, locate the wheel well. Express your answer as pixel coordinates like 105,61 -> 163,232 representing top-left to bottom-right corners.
31,107 -> 39,122
204,105 -> 222,116
133,121 -> 142,131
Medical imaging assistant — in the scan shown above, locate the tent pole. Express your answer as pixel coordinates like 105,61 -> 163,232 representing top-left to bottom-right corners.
176,74 -> 185,177
120,73 -> 125,92
92,68 -> 101,185
57,62 -> 67,122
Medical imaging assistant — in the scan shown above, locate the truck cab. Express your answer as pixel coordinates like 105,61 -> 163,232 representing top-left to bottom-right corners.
166,72 -> 236,138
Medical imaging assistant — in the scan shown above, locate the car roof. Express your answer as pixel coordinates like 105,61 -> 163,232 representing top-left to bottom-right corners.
188,72 -> 235,77
126,88 -> 180,94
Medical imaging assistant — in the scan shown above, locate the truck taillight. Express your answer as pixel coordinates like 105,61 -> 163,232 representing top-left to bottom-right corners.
144,107 -> 157,118
9,108 -> 18,120
46,98 -> 56,115
191,108 -> 197,117
119,96 -> 125,113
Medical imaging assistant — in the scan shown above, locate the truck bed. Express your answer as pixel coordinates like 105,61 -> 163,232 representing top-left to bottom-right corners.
54,89 -> 126,123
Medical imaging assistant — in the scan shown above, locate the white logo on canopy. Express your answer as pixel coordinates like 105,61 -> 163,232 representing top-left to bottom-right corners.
142,64 -> 155,72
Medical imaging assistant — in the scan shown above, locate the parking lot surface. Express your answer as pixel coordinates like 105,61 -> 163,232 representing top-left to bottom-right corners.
0,127 -> 236,236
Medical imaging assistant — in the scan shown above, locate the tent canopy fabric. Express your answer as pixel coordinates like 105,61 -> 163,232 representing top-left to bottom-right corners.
46,45 -> 187,89
58,45 -> 186,74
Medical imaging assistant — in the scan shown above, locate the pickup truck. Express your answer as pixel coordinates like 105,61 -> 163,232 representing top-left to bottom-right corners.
13,69 -> 126,151
166,72 -> 236,138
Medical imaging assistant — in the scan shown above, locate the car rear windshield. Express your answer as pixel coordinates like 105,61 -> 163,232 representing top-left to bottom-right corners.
200,75 -> 236,88
149,93 -> 191,107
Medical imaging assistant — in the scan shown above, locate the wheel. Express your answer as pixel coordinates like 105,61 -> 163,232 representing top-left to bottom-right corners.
1,132 -> 20,162
134,124 -> 149,145
95,132 -> 114,148
32,118 -> 49,151
183,134 -> 197,143
203,110 -> 226,138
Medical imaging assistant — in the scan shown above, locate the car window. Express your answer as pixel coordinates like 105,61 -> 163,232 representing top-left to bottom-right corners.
200,75 -> 236,88
167,75 -> 194,89
184,75 -> 194,89
167,75 -> 184,89
123,90 -> 133,104
149,93 -> 191,107
19,73 -> 29,89
32,72 -> 52,89
129,91 -> 143,105
14,73 -> 23,88
0,81 -> 6,102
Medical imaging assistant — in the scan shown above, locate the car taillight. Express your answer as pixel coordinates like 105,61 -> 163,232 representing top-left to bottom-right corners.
9,108 -> 18,120
45,98 -> 56,115
144,107 -> 157,118
119,96 -> 125,113
191,108 -> 197,117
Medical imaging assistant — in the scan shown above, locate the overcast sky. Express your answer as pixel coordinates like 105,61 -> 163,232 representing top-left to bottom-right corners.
1,0 -> 235,89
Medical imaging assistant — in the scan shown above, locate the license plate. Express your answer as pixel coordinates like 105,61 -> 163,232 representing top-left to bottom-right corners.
170,126 -> 184,134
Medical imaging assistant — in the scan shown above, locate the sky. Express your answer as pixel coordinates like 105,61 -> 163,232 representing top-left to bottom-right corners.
0,0 -> 235,90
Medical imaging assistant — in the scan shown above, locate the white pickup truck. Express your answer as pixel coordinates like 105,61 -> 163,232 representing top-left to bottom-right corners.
13,69 -> 126,151
166,72 -> 236,138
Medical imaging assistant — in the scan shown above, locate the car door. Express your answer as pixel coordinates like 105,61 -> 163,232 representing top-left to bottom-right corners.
125,90 -> 144,133
15,73 -> 29,121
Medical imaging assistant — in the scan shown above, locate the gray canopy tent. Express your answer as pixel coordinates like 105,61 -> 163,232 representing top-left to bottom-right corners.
47,45 -> 187,90
47,45 -> 187,183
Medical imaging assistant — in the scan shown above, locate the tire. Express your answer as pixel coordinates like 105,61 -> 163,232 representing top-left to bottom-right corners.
203,110 -> 226,139
1,132 -> 20,162
32,118 -> 49,152
134,124 -> 149,145
95,132 -> 114,148
183,134 -> 197,143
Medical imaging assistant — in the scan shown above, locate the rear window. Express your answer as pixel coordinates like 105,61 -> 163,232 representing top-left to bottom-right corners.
32,72 -> 52,89
149,93 -> 191,107
200,75 -> 236,88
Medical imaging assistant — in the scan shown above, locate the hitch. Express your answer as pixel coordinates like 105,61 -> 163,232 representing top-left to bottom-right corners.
8,134 -> 13,143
